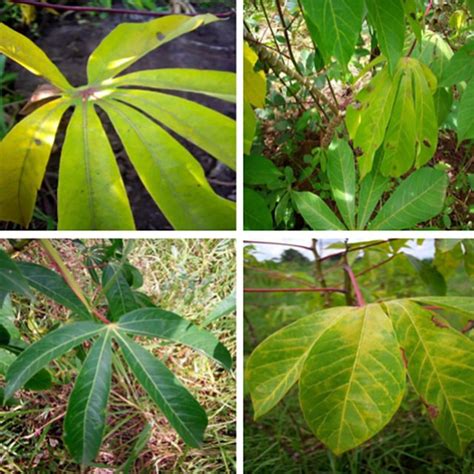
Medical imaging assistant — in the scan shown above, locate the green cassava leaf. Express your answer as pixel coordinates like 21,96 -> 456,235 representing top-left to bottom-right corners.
381,67 -> 417,177
4,322 -> 105,401
0,249 -> 33,299
0,295 -> 20,340
0,348 -> 16,375
327,139 -> 356,228
114,332 -> 207,447
369,167 -> 447,230
106,69 -> 235,103
406,255 -> 447,295
244,188 -> 273,230
117,308 -> 232,370
64,331 -> 113,465
203,291 -> 236,325
439,41 -> 474,87
244,155 -> 282,186
300,0 -> 364,70
299,304 -> 406,455
292,191 -> 346,230
386,300 -> 474,455
246,307 -> 356,418
365,0 -> 405,74
99,99 -> 235,230
58,102 -> 135,230
345,67 -> 398,178
457,80 -> 474,143
102,263 -> 141,321
356,151 -> 389,229
109,89 -> 235,171
88,14 -> 218,84
0,23 -> 71,90
16,262 -> 91,320
0,99 -> 70,228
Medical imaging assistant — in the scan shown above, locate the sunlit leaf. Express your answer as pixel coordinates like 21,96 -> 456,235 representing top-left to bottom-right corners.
293,191 -> 345,230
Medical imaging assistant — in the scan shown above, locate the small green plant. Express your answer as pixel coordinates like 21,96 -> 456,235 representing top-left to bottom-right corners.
0,15 -> 236,230
0,242 -> 232,466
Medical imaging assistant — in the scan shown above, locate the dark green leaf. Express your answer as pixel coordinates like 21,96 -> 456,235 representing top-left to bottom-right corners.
117,308 -> 232,370
407,255 -> 447,295
244,188 -> 273,230
115,332 -> 207,447
244,155 -> 282,185
0,249 -> 33,299
64,331 -> 113,465
439,41 -> 474,87
16,262 -> 91,320
4,322 -> 105,401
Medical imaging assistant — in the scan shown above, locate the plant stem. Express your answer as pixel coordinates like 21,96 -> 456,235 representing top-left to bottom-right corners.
9,0 -> 234,17
310,239 -> 331,306
244,287 -> 346,294
355,254 -> 397,278
343,264 -> 365,307
244,240 -> 313,251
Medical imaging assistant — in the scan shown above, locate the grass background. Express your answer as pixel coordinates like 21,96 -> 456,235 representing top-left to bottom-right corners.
0,238 -> 236,473
244,239 -> 474,473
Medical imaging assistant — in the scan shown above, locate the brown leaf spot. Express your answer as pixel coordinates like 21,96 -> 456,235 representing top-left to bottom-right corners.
423,139 -> 431,148
431,316 -> 449,329
400,347 -> 408,368
34,138 -> 42,146
157,32 -> 166,40
427,404 -> 439,419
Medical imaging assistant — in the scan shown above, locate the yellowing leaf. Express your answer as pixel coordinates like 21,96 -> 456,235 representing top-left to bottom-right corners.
381,68 -> 417,177
88,14 -> 218,84
0,99 -> 70,227
106,69 -> 236,103
246,307 -> 356,418
58,102 -> 135,230
300,304 -> 406,455
0,23 -> 71,90
110,89 -> 235,170
386,300 -> 474,456
346,67 -> 398,178
244,42 -> 266,108
99,99 -> 235,230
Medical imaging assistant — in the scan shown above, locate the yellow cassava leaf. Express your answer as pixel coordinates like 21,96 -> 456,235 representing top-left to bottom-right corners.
87,14 -> 218,84
0,99 -> 70,227
57,102 -> 135,230
244,42 -> 266,108
0,23 -> 71,90
105,69 -> 236,103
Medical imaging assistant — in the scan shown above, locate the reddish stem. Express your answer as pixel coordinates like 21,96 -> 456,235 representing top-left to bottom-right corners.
425,0 -> 434,17
343,265 -> 365,306
244,287 -> 346,294
355,254 -> 396,278
9,0 -> 234,18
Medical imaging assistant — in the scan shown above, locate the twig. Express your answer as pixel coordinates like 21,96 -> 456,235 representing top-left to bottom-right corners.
310,239 -> 331,306
244,287 -> 346,294
355,254 -> 397,278
343,264 -> 365,306
244,265 -> 317,288
244,240 -> 313,251
9,0 -> 234,18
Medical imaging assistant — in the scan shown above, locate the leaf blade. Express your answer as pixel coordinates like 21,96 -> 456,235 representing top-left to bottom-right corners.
115,332 -> 207,447
0,23 -> 71,90
107,69 -> 236,103
300,304 -> 406,455
369,167 -> 447,230
0,99 -> 70,227
109,89 -> 235,170
64,331 -> 113,465
99,99 -> 235,230
292,191 -> 346,230
0,249 -> 33,299
4,322 -> 105,401
117,308 -> 232,370
88,14 -> 218,84
58,102 -> 135,230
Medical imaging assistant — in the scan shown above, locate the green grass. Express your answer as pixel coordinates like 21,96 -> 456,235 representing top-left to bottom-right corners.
0,239 -> 236,473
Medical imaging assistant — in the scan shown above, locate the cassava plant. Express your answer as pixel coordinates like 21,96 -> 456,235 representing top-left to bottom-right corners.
244,0 -> 473,230
245,239 -> 474,457
0,15 -> 236,230
0,241 -> 233,466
